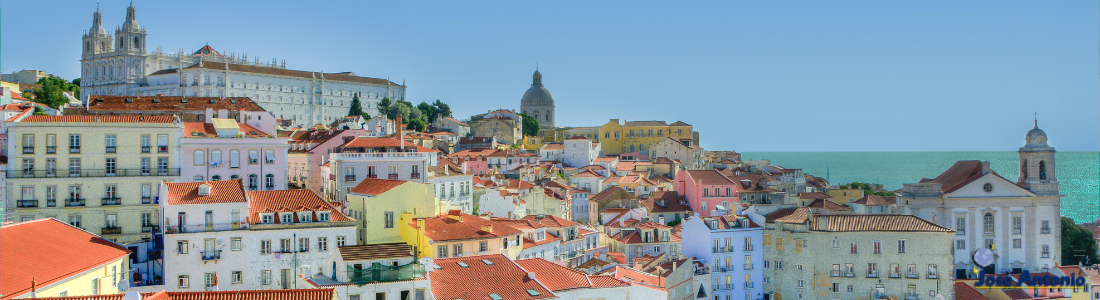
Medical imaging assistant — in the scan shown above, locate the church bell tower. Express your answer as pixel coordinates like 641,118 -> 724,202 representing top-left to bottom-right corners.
1017,117 -> 1058,195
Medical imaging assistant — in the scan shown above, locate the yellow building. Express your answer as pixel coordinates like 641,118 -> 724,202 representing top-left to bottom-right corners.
1,218 -> 131,299
6,115 -> 183,245
346,178 -> 447,245
598,119 -> 694,156
825,188 -> 863,205
401,210 -> 523,260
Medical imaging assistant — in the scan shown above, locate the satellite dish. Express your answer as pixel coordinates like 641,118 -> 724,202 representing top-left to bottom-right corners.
122,291 -> 140,300
934,295 -> 945,300
974,248 -> 995,267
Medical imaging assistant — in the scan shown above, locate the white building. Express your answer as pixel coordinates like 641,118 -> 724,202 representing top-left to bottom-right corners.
679,215 -> 764,300
301,243 -> 433,300
159,180 -> 356,291
326,136 -> 439,203
425,168 -> 473,213
562,136 -> 601,169
79,4 -> 406,128
179,119 -> 289,190
898,122 -> 1063,276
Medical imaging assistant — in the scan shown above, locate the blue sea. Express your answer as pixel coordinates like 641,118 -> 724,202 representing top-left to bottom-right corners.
740,152 -> 1100,223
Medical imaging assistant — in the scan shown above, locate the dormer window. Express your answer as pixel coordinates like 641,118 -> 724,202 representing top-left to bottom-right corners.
318,212 -> 330,222
299,212 -> 312,223
280,213 -> 294,224
197,184 -> 211,196
261,214 -> 275,224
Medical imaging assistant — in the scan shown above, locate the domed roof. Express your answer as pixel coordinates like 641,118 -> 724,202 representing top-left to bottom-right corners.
1023,119 -> 1049,148
520,69 -> 554,107
89,9 -> 106,36
121,4 -> 140,33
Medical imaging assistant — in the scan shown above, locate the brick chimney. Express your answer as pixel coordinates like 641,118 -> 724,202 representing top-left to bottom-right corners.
480,225 -> 494,233
396,115 -> 405,150
448,209 -> 461,221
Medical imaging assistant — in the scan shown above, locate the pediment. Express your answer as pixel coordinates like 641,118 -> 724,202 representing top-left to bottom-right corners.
945,173 -> 1036,198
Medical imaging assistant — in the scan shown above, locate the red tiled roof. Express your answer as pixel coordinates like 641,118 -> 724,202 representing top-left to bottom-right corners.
342,137 -> 438,152
765,207 -> 811,224
953,282 -> 990,300
431,254 -> 555,300
19,115 -> 178,123
10,91 -> 28,100
86,96 -> 266,112
164,180 -> 248,205
683,170 -> 736,185
31,289 -> 338,300
348,179 -> 409,196
522,235 -> 561,249
516,258 -> 629,291
851,195 -> 897,206
246,190 -> 352,224
611,229 -> 681,245
540,143 -> 564,151
1,219 -> 131,299
797,192 -> 832,199
642,191 -> 693,214
520,215 -> 579,228
182,122 -> 270,138
698,215 -> 761,229
811,214 -> 954,232
572,170 -> 603,178
507,179 -> 536,190
806,199 -> 852,212
420,211 -> 522,242
1002,289 -> 1033,300
920,160 -> 993,193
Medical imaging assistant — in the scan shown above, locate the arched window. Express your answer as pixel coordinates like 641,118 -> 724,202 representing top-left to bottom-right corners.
248,150 -> 259,164
248,174 -> 258,190
194,150 -> 205,165
629,144 -> 635,153
210,150 -> 222,165
229,150 -> 240,168
265,150 -> 275,164
211,175 -> 221,181
265,174 -> 275,190
545,111 -> 551,122
230,174 -> 240,180
1039,161 -> 1047,180
193,175 -> 204,181
983,213 -> 994,234
133,37 -> 140,49
1021,159 -> 1028,180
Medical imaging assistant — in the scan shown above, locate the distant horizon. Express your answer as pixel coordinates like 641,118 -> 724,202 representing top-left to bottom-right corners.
1,1 -> 1096,152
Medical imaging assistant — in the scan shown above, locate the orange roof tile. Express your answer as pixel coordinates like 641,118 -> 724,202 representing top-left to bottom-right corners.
811,214 -> 954,232
246,190 -> 352,224
182,122 -> 270,138
19,115 -> 178,123
421,211 -> 522,242
164,180 -> 248,205
1,219 -> 131,299
851,195 -> 896,206
683,170 -> 736,185
520,215 -> 580,228
806,199 -> 852,212
431,254 -> 555,300
30,289 -> 338,300
516,258 -> 629,291
348,179 -> 408,196
765,207 -> 811,224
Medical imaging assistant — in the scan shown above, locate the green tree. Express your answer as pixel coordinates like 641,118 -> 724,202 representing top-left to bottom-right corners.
838,182 -> 895,197
72,78 -> 81,87
348,93 -> 367,118
32,106 -> 47,116
1062,217 -> 1100,266
519,113 -> 540,137
417,101 -> 436,122
432,99 -> 452,118
406,119 -> 426,132
29,77 -> 80,109
377,97 -> 392,116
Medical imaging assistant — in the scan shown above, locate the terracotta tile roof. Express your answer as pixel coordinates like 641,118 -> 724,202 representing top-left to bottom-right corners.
151,61 -> 402,86
522,235 -> 561,249
594,156 -> 617,162
683,170 -> 736,185
797,192 -> 832,199
472,176 -> 498,188
610,229 -> 681,245
19,115 -> 178,123
919,160 -> 986,193
953,282 -> 990,300
348,179 -> 409,196
1002,289 -> 1033,300
811,214 -> 954,232
571,170 -> 603,178
431,254 -> 555,300
520,215 -> 579,228
576,257 -> 616,269
10,91 -> 28,100
611,266 -> 664,288
765,207 -> 811,224
182,122 -> 270,138
624,121 -> 667,126
507,179 -> 536,190
443,117 -> 468,126
32,289 -> 339,300
1057,265 -> 1088,278
1,219 -> 131,299
420,211 -> 522,242
85,96 -> 266,112
246,189 -> 352,224
851,195 -> 897,206
337,243 -> 413,261
806,199 -> 852,212
540,143 -> 564,151
516,258 -> 629,291
642,191 -> 694,214
698,215 -> 761,229
653,157 -> 677,164
490,218 -> 547,230
164,180 -> 248,205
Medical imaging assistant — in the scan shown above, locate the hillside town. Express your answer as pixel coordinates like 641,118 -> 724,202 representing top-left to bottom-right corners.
0,4 -> 1089,300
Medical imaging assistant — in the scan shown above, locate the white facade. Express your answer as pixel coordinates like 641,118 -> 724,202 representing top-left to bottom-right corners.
477,189 -> 523,219
328,152 -> 435,203
563,138 -> 601,169
425,174 -> 474,213
79,4 -> 406,128
679,216 -> 764,300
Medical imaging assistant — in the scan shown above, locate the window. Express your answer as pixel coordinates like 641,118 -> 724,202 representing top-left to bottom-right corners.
318,237 -> 328,251
384,212 -> 395,228
850,241 -> 857,254
204,273 -> 216,290
983,213 -> 994,234
141,135 -> 150,153
229,150 -> 240,168
248,150 -> 259,164
69,215 -> 82,227
260,240 -> 271,254
437,245 -> 448,258
210,150 -> 222,166
265,150 -> 275,164
1041,220 -> 1051,234
248,174 -> 258,190
336,236 -> 346,246
265,174 -> 275,190
230,237 -> 242,251
178,275 -> 189,289
453,244 -> 463,257
956,240 -> 966,250
1041,245 -> 1050,258
69,158 -> 81,176
158,157 -> 169,175
832,238 -> 839,248
261,270 -> 272,285
157,134 -> 169,152
1011,216 -> 1023,234
178,240 -> 189,254
279,239 -> 292,253
897,240 -> 906,253
873,240 -> 881,254
281,213 -> 293,224
105,135 -> 116,153
231,271 -> 242,284
69,134 -> 81,153
956,217 -> 966,235
299,238 -> 309,252
194,150 -> 205,165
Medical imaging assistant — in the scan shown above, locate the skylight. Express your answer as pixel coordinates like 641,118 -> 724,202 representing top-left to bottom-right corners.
526,289 -> 540,297
489,294 -> 503,300
457,262 -> 469,268
482,259 -> 494,265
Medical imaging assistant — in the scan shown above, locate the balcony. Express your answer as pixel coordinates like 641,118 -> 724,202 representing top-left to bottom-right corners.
201,250 -> 222,261
46,199 -> 56,207
831,270 -> 841,277
906,272 -> 919,279
367,174 -> 378,179
744,245 -> 753,251
142,225 -> 158,233
102,226 -> 122,235
347,262 -> 426,284
345,175 -> 356,182
23,147 -> 34,154
7,168 -> 181,179
70,147 -> 81,154
102,197 -> 122,206
1041,228 -> 1051,234
142,197 -> 153,204
388,174 -> 399,179
904,293 -> 919,300
141,146 -> 151,153
744,282 -> 754,289
165,222 -> 247,234
106,146 -> 117,153
249,159 -> 258,164
889,272 -> 901,278
744,263 -> 753,270
158,146 -> 168,153
927,272 -> 938,279
410,173 -> 420,179
65,198 -> 86,207
248,185 -> 258,190
844,271 -> 855,278
695,266 -> 710,275
867,270 -> 880,278
16,199 -> 37,208
46,146 -> 56,154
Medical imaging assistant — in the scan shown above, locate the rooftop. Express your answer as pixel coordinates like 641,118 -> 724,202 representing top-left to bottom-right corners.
86,96 -> 266,112
348,178 -> 409,196
338,243 -> 414,261
164,180 -> 248,205
430,254 -> 555,300
246,189 -> 352,224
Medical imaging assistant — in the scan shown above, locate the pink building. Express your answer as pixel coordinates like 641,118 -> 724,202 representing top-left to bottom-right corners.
179,120 -> 289,190
674,170 -> 740,217
448,149 -> 495,175
285,129 -> 367,192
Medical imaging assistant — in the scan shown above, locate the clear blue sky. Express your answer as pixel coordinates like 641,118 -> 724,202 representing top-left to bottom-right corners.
2,1 -> 1097,152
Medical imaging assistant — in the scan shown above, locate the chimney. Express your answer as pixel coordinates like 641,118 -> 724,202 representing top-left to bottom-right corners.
29,278 -> 36,298
658,216 -> 665,224
981,161 -> 992,175
527,272 -> 537,280
448,209 -> 461,221
481,225 -> 494,233
672,261 -> 678,271
396,115 -> 405,150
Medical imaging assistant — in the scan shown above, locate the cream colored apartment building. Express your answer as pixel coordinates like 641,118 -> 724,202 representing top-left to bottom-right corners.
5,115 -> 182,245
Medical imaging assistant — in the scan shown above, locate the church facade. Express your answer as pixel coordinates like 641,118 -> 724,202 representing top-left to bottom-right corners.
899,120 -> 1062,277
520,69 -> 555,129
79,4 -> 406,127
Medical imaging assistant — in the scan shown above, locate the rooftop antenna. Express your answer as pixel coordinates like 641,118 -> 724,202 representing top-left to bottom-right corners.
1034,112 -> 1038,128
